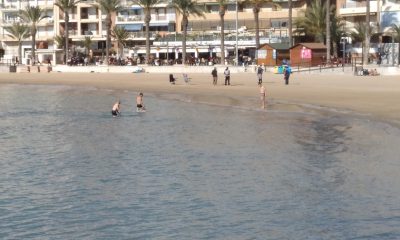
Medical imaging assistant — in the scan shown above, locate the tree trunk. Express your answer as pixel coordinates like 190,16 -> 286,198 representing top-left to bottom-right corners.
332,41 -> 338,58
106,14 -> 111,66
145,8 -> 151,65
31,26 -> 36,65
219,10 -> 225,64
253,7 -> 260,49
364,0 -> 370,66
18,42 -> 22,64
288,0 -> 293,47
65,12 -> 69,65
326,0 -> 331,63
182,16 -> 188,65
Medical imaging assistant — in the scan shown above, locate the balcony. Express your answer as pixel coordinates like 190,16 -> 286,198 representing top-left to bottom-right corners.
117,15 -> 144,22
339,1 -> 378,16
0,4 -> 19,11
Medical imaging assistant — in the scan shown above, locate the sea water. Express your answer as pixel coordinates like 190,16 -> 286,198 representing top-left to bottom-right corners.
0,84 -> 399,239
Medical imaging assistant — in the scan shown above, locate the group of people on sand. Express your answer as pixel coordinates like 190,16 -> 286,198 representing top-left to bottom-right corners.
211,67 -> 231,86
111,92 -> 145,117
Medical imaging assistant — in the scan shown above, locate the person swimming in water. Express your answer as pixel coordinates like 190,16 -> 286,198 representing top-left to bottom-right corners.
136,93 -> 145,112
111,100 -> 121,117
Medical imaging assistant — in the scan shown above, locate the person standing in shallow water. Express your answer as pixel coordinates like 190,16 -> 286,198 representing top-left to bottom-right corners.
211,67 -> 218,86
260,85 -> 266,109
136,92 -> 145,112
112,100 -> 121,117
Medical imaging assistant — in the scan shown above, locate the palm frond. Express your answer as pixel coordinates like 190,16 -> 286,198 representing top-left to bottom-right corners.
4,23 -> 30,41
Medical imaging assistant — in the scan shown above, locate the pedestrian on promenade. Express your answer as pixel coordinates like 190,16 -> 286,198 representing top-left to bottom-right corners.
257,65 -> 264,85
224,67 -> 230,85
284,65 -> 291,85
211,67 -> 218,86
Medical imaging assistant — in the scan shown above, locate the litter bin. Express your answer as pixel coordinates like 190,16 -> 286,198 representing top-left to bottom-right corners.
273,66 -> 279,74
9,65 -> 17,73
278,66 -> 284,74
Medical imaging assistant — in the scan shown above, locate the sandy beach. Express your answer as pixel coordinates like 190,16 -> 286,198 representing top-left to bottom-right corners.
1,71 -> 399,126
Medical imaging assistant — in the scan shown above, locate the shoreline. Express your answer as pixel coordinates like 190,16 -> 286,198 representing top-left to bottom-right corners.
1,72 -> 400,127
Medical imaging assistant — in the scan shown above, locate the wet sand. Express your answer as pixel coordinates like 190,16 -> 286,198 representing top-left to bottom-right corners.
1,71 -> 400,126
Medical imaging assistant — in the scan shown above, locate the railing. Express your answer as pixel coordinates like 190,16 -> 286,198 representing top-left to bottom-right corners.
132,32 -> 158,38
117,14 -> 168,22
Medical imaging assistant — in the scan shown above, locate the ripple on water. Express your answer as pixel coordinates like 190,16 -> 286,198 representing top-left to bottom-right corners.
0,84 -> 399,239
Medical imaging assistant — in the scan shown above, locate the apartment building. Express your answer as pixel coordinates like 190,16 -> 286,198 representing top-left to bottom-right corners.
0,0 -> 54,64
153,0 -> 308,61
337,0 -> 400,36
0,0 -> 310,64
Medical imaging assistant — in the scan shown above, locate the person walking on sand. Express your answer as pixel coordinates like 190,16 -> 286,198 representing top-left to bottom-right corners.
112,100 -> 121,117
136,92 -> 146,112
211,67 -> 218,86
224,67 -> 230,85
260,85 -> 266,109
257,65 -> 264,85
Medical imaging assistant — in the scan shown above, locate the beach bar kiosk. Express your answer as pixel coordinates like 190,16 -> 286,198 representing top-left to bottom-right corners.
257,43 -> 290,66
289,43 -> 326,67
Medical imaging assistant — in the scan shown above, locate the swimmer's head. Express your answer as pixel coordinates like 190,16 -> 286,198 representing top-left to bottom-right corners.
139,92 -> 143,96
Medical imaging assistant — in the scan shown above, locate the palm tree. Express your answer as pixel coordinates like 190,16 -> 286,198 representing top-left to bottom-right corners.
55,0 -> 81,65
82,36 -> 93,57
288,0 -> 293,47
19,6 -> 49,65
172,0 -> 204,64
295,0 -> 326,43
95,0 -> 123,66
364,0 -> 370,66
111,26 -> 130,57
218,0 -> 227,64
133,0 -> 162,64
245,0 -> 277,49
326,0 -> 330,63
351,22 -> 376,63
330,14 -> 345,58
55,35 -> 66,50
391,23 -> 400,65
4,23 -> 30,64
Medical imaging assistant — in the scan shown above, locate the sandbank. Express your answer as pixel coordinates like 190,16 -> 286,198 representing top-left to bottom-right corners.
1,72 -> 399,126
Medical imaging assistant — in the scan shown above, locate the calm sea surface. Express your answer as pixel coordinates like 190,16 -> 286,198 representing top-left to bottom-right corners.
0,84 -> 399,239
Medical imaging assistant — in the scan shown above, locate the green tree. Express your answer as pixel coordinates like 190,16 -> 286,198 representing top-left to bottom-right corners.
54,35 -> 66,50
133,0 -> 162,64
55,0 -> 81,64
295,0 -> 326,43
95,0 -> 123,65
4,22 -> 30,64
172,0 -> 204,64
351,22 -> 376,63
330,14 -> 345,58
19,6 -> 49,64
111,26 -> 130,57
82,36 -> 93,57
218,0 -> 227,63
